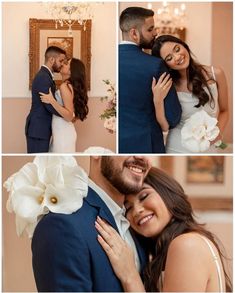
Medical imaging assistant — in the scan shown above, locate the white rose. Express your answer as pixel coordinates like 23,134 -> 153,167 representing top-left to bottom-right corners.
181,110 -> 220,152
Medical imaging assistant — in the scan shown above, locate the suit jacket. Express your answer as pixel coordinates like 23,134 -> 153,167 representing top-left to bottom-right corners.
25,66 -> 61,140
119,44 -> 182,153
32,187 -> 147,292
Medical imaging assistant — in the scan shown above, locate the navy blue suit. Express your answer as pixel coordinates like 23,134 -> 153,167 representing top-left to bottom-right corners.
119,44 -> 182,153
25,66 -> 61,153
32,187 -> 147,292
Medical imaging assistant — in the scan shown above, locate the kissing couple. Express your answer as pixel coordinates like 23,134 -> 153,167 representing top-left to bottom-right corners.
32,156 -> 231,292
25,46 -> 89,153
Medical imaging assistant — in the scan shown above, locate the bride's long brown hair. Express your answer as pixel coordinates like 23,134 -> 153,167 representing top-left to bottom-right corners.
67,58 -> 89,121
142,167 -> 232,292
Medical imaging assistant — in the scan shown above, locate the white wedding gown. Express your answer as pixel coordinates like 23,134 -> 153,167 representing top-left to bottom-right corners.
50,90 -> 77,153
166,69 -> 219,153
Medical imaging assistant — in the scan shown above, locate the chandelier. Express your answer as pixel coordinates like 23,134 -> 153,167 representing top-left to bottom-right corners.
44,2 -> 93,36
148,2 -> 186,40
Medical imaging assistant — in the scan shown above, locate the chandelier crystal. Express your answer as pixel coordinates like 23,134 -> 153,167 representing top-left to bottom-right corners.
148,2 -> 186,39
44,2 -> 93,36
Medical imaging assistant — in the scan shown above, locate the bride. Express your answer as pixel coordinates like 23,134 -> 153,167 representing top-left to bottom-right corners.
40,58 -> 89,153
95,167 -> 232,292
151,35 -> 229,153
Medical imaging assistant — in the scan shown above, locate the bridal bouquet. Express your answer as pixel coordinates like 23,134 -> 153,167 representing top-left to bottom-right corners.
100,79 -> 116,133
4,156 -> 88,238
181,109 -> 220,152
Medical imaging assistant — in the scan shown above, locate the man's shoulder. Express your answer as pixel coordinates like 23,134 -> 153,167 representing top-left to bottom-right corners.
33,67 -> 51,80
120,47 -> 163,66
32,67 -> 53,89
39,200 -> 93,222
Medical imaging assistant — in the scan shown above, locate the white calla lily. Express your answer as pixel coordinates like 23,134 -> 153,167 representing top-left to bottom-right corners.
4,156 -> 88,238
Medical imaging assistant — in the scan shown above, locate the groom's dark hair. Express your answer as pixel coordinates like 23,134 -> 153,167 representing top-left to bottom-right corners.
120,7 -> 154,32
45,46 -> 66,61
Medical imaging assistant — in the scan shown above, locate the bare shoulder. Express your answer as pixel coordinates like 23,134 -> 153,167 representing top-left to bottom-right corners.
203,65 -> 225,79
59,82 -> 73,96
212,66 -> 224,76
168,233 -> 210,258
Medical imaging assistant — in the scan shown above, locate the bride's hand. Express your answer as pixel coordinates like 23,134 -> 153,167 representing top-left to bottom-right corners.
95,216 -> 138,283
152,72 -> 172,104
39,88 -> 54,104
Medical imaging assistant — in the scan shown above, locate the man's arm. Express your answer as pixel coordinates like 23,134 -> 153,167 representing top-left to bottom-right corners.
32,214 -> 92,292
34,76 -> 62,117
155,61 -> 182,128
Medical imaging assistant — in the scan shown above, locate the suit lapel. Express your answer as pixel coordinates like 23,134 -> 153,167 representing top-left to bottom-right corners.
40,66 -> 56,95
85,187 -> 119,232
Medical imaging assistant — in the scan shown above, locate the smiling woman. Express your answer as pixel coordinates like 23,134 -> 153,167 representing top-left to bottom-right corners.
96,166 -> 232,292
152,34 -> 229,154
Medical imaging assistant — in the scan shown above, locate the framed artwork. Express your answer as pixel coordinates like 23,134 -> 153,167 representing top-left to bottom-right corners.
47,37 -> 73,59
158,156 -> 232,211
186,156 -> 224,184
29,18 -> 91,89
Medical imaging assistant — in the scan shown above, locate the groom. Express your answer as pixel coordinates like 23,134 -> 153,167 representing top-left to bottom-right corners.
32,156 -> 151,291
119,7 -> 182,153
25,46 -> 66,153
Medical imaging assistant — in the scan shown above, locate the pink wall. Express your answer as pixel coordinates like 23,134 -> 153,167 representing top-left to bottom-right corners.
211,2 -> 233,143
2,98 -> 116,153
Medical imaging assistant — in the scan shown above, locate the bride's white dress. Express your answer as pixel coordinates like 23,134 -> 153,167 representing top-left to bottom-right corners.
50,90 -> 77,153
166,69 -> 219,153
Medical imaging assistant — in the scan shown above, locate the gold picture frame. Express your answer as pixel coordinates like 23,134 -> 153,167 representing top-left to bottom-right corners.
29,18 -> 91,89
159,156 -> 232,211
156,27 -> 186,41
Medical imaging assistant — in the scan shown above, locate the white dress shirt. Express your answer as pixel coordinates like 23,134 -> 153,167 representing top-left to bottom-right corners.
89,178 -> 141,271
120,41 -> 138,46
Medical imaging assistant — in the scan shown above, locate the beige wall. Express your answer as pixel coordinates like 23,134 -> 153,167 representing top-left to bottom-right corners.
119,2 -> 233,143
2,156 -> 232,291
2,98 -> 116,153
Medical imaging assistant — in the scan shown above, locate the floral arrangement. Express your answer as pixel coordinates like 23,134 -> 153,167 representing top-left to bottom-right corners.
181,109 -> 222,152
100,79 -> 116,133
4,156 -> 88,238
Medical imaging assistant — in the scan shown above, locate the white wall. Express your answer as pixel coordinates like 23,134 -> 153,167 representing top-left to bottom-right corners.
119,2 -> 212,64
2,2 -> 116,98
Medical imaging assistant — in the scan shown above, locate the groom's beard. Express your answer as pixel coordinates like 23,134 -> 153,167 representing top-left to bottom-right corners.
52,62 -> 62,73
101,157 -> 147,195
139,34 -> 155,49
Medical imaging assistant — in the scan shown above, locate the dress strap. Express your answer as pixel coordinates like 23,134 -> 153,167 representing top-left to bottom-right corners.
211,66 -> 216,80
198,235 -> 224,292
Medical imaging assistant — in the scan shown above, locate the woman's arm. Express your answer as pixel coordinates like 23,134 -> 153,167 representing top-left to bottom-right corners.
39,83 -> 74,122
213,67 -> 229,142
95,217 -> 145,292
152,73 -> 172,132
163,233 -> 210,292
